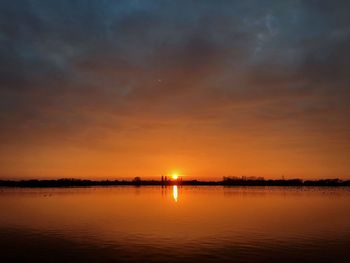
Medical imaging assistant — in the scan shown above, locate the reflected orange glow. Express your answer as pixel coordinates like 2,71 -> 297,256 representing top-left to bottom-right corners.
1,187 -> 349,242
172,185 -> 178,202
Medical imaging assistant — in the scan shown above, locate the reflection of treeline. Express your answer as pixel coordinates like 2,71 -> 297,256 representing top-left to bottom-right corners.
0,177 -> 350,187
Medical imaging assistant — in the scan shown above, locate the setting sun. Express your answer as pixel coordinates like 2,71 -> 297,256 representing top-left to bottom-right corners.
172,174 -> 179,180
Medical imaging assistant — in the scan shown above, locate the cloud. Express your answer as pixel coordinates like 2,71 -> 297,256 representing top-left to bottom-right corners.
0,0 -> 350,177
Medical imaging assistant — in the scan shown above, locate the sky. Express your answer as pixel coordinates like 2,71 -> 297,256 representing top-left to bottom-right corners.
0,0 -> 350,180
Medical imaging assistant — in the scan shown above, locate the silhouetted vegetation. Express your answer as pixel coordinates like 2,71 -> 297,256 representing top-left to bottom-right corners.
0,177 -> 349,187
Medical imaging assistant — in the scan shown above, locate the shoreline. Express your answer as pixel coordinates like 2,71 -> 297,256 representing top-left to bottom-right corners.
1,178 -> 350,188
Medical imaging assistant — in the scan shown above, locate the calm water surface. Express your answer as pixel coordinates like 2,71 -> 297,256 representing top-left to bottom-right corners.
1,186 -> 350,262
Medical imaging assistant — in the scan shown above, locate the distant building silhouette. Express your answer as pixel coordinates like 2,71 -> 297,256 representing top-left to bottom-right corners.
132,177 -> 141,185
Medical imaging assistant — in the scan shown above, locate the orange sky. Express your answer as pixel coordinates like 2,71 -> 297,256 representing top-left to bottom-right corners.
1,110 -> 349,180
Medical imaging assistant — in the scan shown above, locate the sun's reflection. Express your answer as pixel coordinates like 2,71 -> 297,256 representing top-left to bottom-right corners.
172,185 -> 178,202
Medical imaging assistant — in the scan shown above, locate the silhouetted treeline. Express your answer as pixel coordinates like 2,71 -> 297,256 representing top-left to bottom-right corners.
0,177 -> 350,187
222,178 -> 303,186
221,177 -> 350,186
0,178 -> 163,187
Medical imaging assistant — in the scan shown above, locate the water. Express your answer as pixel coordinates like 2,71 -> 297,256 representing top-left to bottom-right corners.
1,186 -> 350,262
